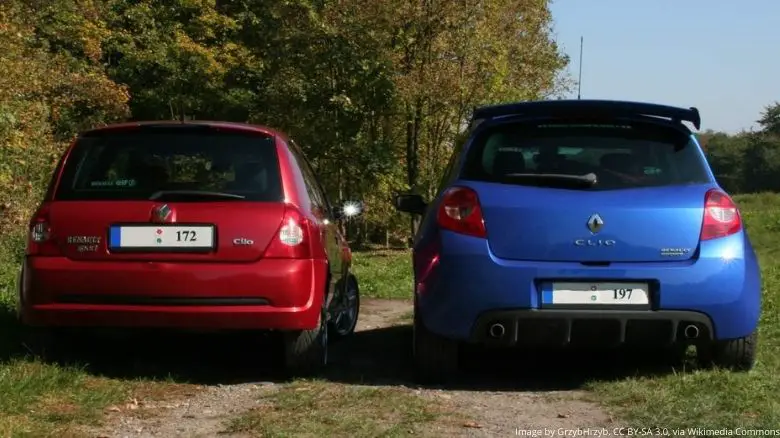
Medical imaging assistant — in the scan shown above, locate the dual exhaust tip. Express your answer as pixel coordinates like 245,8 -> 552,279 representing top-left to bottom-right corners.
487,322 -> 701,340
488,323 -> 506,339
683,324 -> 700,339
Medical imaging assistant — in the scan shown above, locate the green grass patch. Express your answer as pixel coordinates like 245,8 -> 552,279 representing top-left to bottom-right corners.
0,360 -> 131,437
224,380 -> 444,437
351,249 -> 412,300
0,260 -> 198,436
0,264 -> 132,437
589,192 -> 780,427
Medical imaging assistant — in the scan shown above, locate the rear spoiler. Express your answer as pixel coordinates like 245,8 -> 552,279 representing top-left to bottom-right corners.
469,99 -> 701,130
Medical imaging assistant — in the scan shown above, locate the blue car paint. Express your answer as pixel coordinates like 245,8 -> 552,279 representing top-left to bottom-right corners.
411,123 -> 762,344
474,182 -> 709,263
415,226 -> 760,342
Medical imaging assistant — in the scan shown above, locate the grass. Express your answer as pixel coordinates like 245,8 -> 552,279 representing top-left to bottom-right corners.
224,380 -> 446,437
0,360 -> 128,437
350,249 -> 412,300
0,253 -> 197,436
0,360 -> 195,437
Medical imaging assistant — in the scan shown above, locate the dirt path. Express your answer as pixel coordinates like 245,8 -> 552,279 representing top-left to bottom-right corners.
341,300 -> 618,436
90,299 -> 619,437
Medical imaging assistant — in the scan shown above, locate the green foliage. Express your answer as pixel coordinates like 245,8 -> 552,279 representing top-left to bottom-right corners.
701,102 -> 780,195
350,250 -> 412,299
0,0 -> 568,248
0,1 -> 129,250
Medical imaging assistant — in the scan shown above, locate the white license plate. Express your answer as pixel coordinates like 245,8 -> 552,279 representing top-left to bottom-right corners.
544,282 -> 650,306
109,225 -> 215,250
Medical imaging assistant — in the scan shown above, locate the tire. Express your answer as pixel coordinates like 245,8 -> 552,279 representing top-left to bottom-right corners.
697,331 -> 757,371
329,276 -> 360,340
282,307 -> 328,378
413,308 -> 459,384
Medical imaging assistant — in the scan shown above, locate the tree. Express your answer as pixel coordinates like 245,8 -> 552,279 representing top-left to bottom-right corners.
0,0 -> 573,248
0,0 -> 129,254
757,102 -> 780,136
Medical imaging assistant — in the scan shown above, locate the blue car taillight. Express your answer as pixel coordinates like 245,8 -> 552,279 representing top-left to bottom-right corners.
436,186 -> 487,238
700,189 -> 742,241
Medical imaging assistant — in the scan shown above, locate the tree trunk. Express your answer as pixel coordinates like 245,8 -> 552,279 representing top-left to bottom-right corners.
405,103 -> 419,237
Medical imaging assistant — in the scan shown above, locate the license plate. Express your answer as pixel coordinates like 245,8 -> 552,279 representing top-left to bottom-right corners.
109,225 -> 215,250
543,282 -> 650,306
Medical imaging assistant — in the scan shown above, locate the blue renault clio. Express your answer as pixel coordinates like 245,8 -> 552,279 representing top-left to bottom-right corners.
395,100 -> 760,382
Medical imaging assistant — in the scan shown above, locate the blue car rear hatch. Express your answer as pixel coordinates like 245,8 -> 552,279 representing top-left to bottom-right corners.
456,100 -> 721,263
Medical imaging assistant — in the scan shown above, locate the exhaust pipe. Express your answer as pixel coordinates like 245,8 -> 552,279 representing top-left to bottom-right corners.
683,324 -> 700,339
488,323 -> 506,339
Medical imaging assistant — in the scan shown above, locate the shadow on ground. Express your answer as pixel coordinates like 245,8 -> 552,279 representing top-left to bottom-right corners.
0,303 -> 24,361
325,325 -> 698,392
1,313 -> 699,392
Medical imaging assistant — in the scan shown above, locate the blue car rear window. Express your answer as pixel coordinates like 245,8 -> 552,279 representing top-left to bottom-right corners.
55,128 -> 284,201
460,121 -> 711,190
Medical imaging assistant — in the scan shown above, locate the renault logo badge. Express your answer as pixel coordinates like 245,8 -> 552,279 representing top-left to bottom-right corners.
587,213 -> 604,234
152,204 -> 172,223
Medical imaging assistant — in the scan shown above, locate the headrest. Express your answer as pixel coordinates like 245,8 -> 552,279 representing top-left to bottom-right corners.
492,148 -> 526,175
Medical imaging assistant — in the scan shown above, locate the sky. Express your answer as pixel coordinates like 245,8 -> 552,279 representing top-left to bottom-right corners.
550,0 -> 780,133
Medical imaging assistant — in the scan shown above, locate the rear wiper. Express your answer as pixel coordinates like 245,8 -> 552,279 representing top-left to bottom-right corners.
148,190 -> 246,201
500,172 -> 598,188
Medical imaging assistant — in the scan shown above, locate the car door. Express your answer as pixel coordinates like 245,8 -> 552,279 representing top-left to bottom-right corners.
288,141 -> 345,297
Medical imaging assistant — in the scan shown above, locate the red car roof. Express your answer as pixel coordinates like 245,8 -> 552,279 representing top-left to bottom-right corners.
81,120 -> 286,138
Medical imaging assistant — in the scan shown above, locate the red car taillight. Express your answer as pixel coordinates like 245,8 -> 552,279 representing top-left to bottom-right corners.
436,186 -> 486,238
26,203 -> 61,256
263,205 -> 313,259
700,189 -> 742,241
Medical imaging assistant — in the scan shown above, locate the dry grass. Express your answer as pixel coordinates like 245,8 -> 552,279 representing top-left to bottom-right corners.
224,379 -> 448,437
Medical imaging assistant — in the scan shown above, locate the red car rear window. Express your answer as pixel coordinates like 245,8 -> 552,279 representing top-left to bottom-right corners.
54,127 -> 283,202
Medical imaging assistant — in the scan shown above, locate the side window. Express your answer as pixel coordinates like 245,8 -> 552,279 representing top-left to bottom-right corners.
289,141 -> 328,213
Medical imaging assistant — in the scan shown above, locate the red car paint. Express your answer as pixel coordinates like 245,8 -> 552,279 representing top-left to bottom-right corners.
20,121 -> 352,332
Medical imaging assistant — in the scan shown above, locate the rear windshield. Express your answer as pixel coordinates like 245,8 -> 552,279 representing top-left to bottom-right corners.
460,121 -> 711,190
55,128 -> 283,201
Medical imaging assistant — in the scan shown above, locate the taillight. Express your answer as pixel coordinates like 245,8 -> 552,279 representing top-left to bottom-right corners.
263,205 -> 313,258
700,189 -> 742,241
436,186 -> 486,238
26,204 -> 60,256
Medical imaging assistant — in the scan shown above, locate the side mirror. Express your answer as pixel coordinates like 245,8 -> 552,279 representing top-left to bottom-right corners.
332,201 -> 363,220
394,193 -> 427,215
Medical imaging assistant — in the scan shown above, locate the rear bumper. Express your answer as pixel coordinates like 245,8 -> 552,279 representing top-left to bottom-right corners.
20,256 -> 327,331
416,231 -> 761,343
471,309 -> 713,347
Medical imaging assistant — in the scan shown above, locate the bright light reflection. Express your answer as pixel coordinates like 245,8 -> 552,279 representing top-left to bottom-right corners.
342,201 -> 361,218
720,244 -> 739,263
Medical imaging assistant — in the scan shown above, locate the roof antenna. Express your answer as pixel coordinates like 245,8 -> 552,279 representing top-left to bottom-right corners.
577,36 -> 584,100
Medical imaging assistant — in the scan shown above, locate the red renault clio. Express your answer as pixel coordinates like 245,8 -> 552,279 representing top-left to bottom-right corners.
18,121 -> 360,375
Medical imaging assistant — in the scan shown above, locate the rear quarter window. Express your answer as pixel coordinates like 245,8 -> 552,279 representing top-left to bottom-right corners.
55,128 -> 283,201
461,121 -> 711,190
